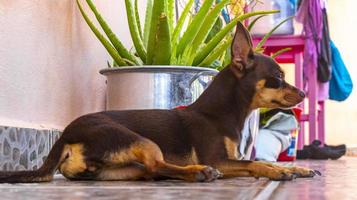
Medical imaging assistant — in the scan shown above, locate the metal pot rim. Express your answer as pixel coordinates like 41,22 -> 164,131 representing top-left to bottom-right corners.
99,65 -> 218,75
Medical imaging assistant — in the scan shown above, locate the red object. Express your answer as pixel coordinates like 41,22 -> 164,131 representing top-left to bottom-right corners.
175,105 -> 188,109
277,107 -> 302,162
292,107 -> 303,122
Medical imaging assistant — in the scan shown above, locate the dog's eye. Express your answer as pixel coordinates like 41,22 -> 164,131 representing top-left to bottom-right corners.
265,77 -> 283,89
277,72 -> 283,79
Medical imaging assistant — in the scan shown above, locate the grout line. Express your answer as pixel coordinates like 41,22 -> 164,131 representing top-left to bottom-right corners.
253,181 -> 281,200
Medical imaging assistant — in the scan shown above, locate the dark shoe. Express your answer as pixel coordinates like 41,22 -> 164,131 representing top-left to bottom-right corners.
312,140 -> 347,156
297,140 -> 346,160
296,148 -> 312,159
324,143 -> 347,154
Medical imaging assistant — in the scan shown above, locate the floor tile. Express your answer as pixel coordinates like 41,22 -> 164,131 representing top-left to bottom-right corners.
0,158 -> 356,200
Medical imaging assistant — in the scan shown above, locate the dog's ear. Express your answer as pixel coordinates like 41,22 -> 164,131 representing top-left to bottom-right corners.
230,22 -> 254,78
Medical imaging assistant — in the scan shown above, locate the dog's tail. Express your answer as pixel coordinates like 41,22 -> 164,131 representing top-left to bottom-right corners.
0,139 -> 66,183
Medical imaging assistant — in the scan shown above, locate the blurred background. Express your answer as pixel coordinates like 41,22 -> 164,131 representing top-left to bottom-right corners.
0,0 -> 356,147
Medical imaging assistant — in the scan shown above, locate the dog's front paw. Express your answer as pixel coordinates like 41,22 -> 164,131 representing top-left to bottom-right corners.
264,169 -> 297,181
260,165 -> 321,181
195,166 -> 223,182
250,162 -> 297,181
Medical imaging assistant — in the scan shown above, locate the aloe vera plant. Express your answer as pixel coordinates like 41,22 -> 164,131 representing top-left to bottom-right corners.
76,0 -> 278,69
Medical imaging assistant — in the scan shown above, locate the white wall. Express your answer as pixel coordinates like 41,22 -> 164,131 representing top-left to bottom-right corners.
325,0 -> 357,146
0,0 -> 135,130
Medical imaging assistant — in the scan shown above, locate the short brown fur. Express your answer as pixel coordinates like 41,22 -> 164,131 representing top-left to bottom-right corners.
59,144 -> 87,179
224,137 -> 239,160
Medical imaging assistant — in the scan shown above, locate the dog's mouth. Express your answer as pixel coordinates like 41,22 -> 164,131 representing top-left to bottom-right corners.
284,94 -> 303,103
271,100 -> 295,108
271,93 -> 304,108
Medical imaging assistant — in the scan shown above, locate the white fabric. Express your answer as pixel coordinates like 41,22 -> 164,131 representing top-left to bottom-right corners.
239,109 -> 260,160
255,112 -> 298,162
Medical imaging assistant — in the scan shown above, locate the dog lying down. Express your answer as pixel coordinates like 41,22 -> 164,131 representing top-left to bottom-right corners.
0,22 -> 320,183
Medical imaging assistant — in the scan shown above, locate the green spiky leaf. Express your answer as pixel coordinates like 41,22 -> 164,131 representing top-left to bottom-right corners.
76,0 -> 127,66
125,0 -> 147,62
193,10 -> 279,66
85,0 -> 138,65
143,0 -> 153,47
152,14 -> 171,65
255,16 -> 294,50
248,14 -> 267,31
146,0 -> 166,64
271,47 -> 292,58
176,0 -> 215,56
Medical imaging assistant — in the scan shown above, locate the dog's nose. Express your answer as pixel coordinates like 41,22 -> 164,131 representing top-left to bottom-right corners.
298,91 -> 305,98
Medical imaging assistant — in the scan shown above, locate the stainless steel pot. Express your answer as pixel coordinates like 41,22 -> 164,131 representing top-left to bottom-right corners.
100,66 -> 218,110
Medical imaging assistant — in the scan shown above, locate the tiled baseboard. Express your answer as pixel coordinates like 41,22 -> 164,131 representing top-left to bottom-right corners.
0,126 -> 61,171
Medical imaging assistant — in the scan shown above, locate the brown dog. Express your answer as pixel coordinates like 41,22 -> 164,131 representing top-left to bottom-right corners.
0,22 -> 319,183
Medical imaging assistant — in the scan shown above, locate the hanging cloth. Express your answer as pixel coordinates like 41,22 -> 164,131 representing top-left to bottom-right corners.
329,40 -> 353,101
317,8 -> 332,83
296,0 -> 329,100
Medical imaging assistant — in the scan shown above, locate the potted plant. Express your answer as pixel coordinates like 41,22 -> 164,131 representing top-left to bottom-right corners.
76,0 -> 278,110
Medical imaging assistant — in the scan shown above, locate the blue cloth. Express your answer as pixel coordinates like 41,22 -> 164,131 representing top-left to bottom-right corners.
329,40 -> 353,101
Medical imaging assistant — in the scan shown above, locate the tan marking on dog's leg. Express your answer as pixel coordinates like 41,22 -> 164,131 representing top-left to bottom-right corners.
191,147 -> 199,164
184,147 -> 199,165
59,144 -> 87,179
224,137 -> 238,160
107,148 -> 138,165
96,164 -> 151,181
162,147 -> 199,166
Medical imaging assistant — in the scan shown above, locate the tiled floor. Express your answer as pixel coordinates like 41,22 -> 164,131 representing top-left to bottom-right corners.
0,157 -> 356,200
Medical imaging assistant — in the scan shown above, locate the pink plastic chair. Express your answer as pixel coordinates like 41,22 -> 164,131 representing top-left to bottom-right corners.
252,35 -> 325,149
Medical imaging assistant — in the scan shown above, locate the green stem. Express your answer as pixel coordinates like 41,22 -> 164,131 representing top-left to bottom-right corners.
271,47 -> 292,58
152,14 -> 171,65
176,0 -> 215,56
143,0 -> 153,47
76,0 -> 127,66
191,0 -> 229,52
192,10 -> 279,66
255,16 -> 294,50
134,0 -> 143,40
85,0 -> 138,65
171,0 -> 194,54
198,36 -> 233,67
146,0 -> 166,64
167,0 -> 175,36
247,15 -> 267,31
125,0 -> 147,62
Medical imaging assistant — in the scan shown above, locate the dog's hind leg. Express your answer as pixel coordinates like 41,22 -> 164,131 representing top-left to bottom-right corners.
151,161 -> 222,182
104,138 -> 222,182
139,140 -> 222,182
60,123 -> 221,182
